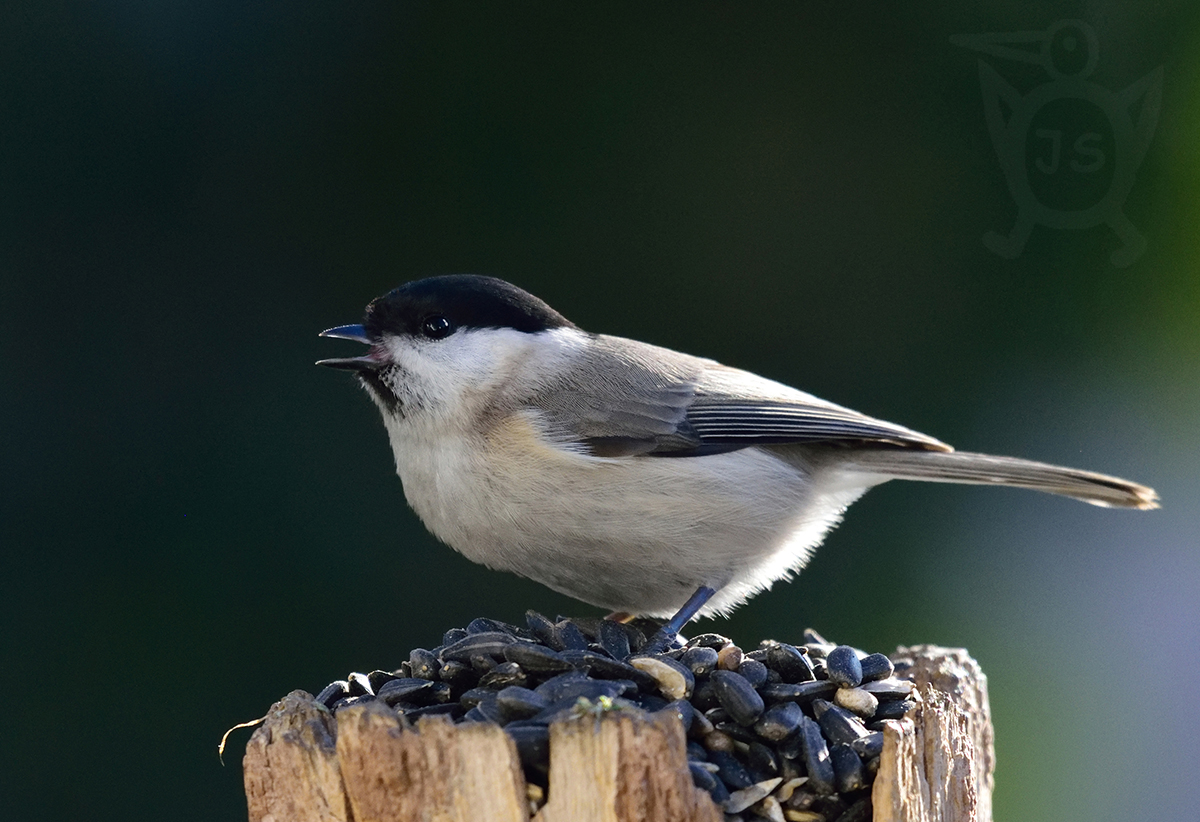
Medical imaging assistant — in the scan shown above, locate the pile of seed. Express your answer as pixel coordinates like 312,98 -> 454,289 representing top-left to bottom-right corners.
314,613 -> 917,822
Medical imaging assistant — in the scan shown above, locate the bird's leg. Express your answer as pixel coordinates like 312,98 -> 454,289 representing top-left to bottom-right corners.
643,586 -> 716,654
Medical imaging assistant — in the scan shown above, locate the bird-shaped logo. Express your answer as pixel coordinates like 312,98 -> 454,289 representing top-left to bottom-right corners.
952,20 -> 1162,266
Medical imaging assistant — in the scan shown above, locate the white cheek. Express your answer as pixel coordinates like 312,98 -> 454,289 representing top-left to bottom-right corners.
375,329 -> 526,425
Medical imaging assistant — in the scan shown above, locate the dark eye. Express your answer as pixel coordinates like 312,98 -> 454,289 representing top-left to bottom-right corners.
421,314 -> 455,339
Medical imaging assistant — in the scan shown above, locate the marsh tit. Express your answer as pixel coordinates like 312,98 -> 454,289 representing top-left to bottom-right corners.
318,275 -> 1157,641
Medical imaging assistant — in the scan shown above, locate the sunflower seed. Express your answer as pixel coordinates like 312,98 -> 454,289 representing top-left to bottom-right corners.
315,680 -> 349,709
746,741 -> 780,781
849,732 -> 884,759
872,699 -> 917,721
467,617 -> 520,636
830,743 -> 866,793
737,658 -> 769,688
759,681 -> 837,706
479,661 -> 529,690
659,697 -> 695,733
802,628 -> 830,646
709,749 -> 755,790
629,655 -> 694,700
711,670 -> 765,726
724,777 -> 782,813
332,694 -> 374,712
858,653 -> 894,683
825,646 -> 863,688
440,632 -> 518,662
397,702 -> 460,721
757,795 -> 787,822
309,620 -> 916,809
833,796 -> 872,822
408,649 -> 439,680
833,687 -> 878,718
505,724 -> 550,779
535,676 -> 626,704
687,633 -> 732,650
598,619 -> 632,661
555,620 -> 590,651
524,611 -> 562,650
754,701 -> 804,742
798,716 -> 835,795
347,672 -> 374,696
437,659 -> 476,691
376,677 -> 439,707
860,678 -> 914,699
717,645 -> 745,671
680,646 -> 720,678
812,700 -> 870,745
691,761 -> 730,803
767,643 -> 816,683
496,686 -> 550,723
442,627 -> 468,646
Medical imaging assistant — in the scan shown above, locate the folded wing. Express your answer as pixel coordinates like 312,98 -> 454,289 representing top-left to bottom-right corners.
530,336 -> 949,458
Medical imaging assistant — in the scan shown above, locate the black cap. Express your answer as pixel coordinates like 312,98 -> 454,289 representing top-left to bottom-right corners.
363,275 -> 577,340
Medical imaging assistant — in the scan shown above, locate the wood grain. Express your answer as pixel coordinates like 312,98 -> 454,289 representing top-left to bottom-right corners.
336,702 -> 528,822
242,646 -> 994,822
532,709 -> 722,822
243,690 -> 350,822
872,646 -> 994,822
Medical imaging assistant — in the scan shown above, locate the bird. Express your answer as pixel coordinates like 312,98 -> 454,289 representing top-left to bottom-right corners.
317,274 -> 1158,642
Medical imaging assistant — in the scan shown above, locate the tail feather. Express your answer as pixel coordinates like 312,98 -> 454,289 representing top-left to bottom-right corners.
840,449 -> 1159,510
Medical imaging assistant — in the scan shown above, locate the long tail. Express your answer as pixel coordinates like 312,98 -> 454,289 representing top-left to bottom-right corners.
839,449 -> 1159,510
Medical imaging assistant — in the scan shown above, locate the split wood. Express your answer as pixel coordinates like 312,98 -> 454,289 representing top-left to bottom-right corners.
243,644 -> 993,822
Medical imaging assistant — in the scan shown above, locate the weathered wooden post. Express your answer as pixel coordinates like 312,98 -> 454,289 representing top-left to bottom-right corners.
242,633 -> 992,822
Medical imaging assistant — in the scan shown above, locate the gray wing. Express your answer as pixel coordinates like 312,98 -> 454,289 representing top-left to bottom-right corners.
531,336 -> 950,458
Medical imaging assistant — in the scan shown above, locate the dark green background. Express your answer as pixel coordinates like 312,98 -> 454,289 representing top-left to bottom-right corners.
3,3 -> 1197,819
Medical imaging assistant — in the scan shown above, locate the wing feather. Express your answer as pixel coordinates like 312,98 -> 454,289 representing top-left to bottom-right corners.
527,334 -> 948,457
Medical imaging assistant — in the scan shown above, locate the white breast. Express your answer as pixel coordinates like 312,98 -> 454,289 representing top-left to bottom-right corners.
382,408 -> 873,618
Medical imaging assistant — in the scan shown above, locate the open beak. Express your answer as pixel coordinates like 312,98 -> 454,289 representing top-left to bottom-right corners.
316,324 -> 381,371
